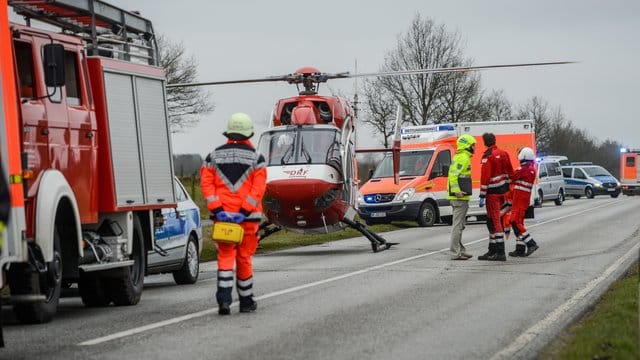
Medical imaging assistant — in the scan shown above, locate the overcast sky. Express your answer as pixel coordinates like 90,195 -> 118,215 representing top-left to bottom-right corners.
19,0 -> 640,155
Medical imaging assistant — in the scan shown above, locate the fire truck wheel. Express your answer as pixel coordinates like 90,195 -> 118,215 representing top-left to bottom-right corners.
106,215 -> 145,306
172,234 -> 200,285
11,226 -> 62,324
417,202 -> 436,227
79,272 -> 111,307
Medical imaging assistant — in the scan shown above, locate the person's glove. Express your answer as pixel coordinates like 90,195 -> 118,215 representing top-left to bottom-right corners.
230,212 -> 246,224
215,211 -> 234,222
478,197 -> 486,208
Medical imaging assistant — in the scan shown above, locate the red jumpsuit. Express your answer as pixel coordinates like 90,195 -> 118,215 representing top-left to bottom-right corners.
480,145 -> 514,244
509,161 -> 536,246
501,188 -> 513,241
200,139 -> 267,307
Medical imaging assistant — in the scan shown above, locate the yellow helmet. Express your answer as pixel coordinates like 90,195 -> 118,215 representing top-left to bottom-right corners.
456,134 -> 476,151
224,112 -> 254,139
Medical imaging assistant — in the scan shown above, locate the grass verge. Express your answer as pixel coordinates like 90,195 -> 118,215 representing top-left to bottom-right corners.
200,222 -> 416,262
539,265 -> 639,359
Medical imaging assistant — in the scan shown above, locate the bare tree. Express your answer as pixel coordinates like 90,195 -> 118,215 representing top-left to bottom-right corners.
363,14 -> 482,130
434,58 -> 483,123
158,35 -> 214,133
517,96 -> 556,153
360,80 -> 397,147
478,89 -> 513,121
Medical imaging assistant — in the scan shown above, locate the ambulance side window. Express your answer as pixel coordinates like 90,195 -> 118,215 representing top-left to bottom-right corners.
429,150 -> 451,179
626,157 -> 635,167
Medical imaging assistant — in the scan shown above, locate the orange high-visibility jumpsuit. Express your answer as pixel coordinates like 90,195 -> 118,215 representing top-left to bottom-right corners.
200,139 -> 266,307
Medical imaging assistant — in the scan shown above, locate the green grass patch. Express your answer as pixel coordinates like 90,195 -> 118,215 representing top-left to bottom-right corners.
539,265 -> 639,359
199,222 -> 416,262
178,176 -> 209,218
182,176 -> 418,261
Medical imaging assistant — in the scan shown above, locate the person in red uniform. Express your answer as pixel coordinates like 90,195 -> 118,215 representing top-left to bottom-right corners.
200,113 -> 267,315
478,133 -> 514,261
500,188 -> 513,242
508,147 -> 539,257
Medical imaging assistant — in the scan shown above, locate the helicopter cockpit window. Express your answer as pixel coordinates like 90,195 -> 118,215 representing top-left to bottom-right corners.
258,127 -> 340,166
372,150 -> 434,178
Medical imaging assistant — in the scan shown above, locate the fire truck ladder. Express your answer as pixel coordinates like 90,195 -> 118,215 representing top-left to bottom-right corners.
9,0 -> 158,65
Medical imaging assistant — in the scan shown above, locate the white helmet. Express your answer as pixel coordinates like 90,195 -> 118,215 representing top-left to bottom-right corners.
518,147 -> 535,161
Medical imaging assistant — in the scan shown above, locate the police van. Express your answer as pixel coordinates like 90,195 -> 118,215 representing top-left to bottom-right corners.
561,162 -> 621,199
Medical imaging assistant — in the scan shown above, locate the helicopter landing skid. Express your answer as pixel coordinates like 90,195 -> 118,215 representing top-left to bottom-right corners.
341,218 -> 397,253
258,222 -> 282,242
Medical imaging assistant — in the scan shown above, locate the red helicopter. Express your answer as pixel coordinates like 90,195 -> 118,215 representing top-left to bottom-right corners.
168,62 -> 571,252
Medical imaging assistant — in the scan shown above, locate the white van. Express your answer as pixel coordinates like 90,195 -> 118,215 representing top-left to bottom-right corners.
534,156 -> 566,206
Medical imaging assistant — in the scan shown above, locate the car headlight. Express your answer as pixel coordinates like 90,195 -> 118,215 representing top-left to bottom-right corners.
616,181 -> 621,186
594,182 -> 602,188
396,187 -> 415,201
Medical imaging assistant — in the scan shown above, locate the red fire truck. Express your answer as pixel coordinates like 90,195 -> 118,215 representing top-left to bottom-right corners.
0,0 -> 175,325
620,148 -> 640,195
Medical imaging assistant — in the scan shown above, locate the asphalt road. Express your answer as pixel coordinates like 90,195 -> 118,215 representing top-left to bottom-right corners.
2,196 -> 639,360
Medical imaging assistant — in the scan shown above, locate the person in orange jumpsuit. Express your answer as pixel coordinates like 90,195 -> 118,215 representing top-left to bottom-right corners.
200,113 -> 267,315
508,147 -> 539,257
478,133 -> 514,261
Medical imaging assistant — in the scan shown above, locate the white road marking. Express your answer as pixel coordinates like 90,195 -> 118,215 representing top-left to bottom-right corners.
78,199 -> 622,346
490,242 -> 639,360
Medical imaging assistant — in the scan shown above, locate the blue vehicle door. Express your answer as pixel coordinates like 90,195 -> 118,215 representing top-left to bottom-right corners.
150,180 -> 189,264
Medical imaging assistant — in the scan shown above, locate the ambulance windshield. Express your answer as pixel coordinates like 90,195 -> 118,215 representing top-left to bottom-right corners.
372,150 -> 434,178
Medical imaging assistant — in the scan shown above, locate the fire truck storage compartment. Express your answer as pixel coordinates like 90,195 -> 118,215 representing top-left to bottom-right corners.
97,63 -> 174,209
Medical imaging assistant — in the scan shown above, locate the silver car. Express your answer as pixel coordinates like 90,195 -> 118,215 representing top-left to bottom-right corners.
146,177 -> 203,284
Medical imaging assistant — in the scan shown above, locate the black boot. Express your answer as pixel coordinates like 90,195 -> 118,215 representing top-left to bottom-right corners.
478,243 -> 496,260
509,244 -> 527,257
239,296 -> 257,313
487,242 -> 506,261
237,277 -> 257,313
525,239 -> 539,256
218,302 -> 231,315
217,270 -> 233,315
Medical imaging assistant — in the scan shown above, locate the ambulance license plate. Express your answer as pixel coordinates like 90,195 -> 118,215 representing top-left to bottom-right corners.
371,212 -> 386,218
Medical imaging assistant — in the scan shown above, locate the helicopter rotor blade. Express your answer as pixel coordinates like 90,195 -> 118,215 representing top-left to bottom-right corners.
167,61 -> 575,88
340,61 -> 576,79
166,75 -> 292,88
